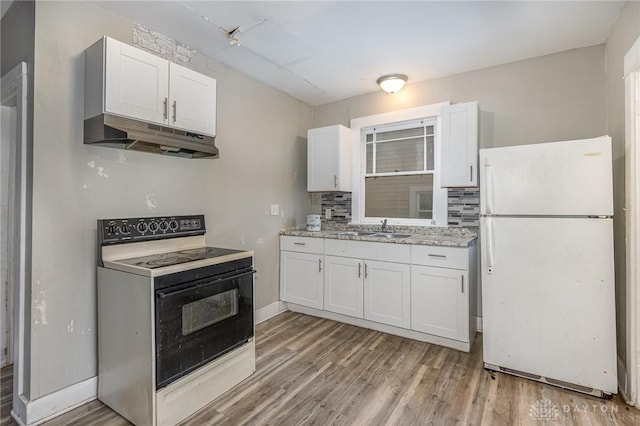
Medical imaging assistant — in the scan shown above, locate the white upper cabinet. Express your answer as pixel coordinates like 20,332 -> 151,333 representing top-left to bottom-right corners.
441,101 -> 479,187
103,37 -> 169,126
85,36 -> 217,136
169,63 -> 217,136
307,125 -> 352,192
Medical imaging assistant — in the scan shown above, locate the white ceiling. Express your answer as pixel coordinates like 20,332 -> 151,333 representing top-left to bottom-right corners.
94,1 -> 624,106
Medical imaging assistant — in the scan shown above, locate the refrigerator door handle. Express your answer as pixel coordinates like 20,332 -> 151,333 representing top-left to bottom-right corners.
486,217 -> 494,273
485,162 -> 494,214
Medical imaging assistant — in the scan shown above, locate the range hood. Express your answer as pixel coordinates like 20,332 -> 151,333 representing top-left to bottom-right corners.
84,114 -> 219,159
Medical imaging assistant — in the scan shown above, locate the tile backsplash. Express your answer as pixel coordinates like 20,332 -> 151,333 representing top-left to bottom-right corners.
447,188 -> 480,227
320,193 -> 352,224
317,189 -> 480,227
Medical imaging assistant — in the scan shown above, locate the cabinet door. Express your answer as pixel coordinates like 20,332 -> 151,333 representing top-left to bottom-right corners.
411,265 -> 469,341
324,256 -> 363,318
104,37 -> 169,125
169,63 -> 217,136
364,261 -> 410,328
307,125 -> 352,192
441,102 -> 478,187
280,251 -> 323,309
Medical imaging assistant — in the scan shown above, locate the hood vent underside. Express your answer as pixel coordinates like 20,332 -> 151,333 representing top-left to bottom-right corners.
84,114 -> 218,159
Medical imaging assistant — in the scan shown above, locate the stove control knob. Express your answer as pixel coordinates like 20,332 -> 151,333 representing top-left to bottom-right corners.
159,221 -> 169,232
168,220 -> 179,231
136,222 -> 148,233
149,222 -> 159,232
120,224 -> 129,234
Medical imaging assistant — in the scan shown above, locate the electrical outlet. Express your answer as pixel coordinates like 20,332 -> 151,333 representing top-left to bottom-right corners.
270,204 -> 280,216
325,208 -> 332,219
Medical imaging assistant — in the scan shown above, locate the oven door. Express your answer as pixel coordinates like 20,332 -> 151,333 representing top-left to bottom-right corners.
155,267 -> 254,389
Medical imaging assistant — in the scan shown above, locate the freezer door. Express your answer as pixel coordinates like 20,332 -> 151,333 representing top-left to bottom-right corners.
481,216 -> 616,393
480,136 -> 613,216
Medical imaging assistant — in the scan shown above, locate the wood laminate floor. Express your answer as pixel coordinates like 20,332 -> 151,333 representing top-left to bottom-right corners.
1,311 -> 638,425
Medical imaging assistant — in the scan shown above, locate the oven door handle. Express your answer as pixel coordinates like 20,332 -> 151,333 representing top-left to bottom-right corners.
156,269 -> 256,299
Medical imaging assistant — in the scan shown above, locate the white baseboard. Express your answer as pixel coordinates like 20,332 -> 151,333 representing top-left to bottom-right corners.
475,316 -> 483,333
12,376 -> 97,426
11,411 -> 26,426
8,302 -> 287,425
288,303 -> 471,352
255,300 -> 287,324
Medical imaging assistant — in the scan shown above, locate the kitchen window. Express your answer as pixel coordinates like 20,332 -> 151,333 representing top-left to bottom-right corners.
350,103 -> 449,226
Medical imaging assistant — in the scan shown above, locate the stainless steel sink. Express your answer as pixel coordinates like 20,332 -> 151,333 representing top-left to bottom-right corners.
371,233 -> 414,239
338,231 -> 378,236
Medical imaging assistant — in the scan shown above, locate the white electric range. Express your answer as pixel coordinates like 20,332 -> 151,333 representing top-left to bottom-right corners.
97,215 -> 255,426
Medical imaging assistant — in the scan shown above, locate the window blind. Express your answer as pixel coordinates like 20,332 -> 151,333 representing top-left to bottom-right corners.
364,118 -> 436,175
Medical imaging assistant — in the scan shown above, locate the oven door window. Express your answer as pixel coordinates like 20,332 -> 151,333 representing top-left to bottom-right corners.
182,288 -> 238,335
155,268 -> 254,389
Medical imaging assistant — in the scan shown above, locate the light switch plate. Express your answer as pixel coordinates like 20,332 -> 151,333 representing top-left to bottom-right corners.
270,204 -> 280,215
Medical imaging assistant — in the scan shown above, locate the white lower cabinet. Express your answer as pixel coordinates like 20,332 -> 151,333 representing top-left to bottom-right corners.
411,265 -> 468,341
324,239 -> 411,328
280,235 -> 476,351
364,261 -> 411,328
323,256 -> 409,326
280,250 -> 324,310
324,256 -> 364,318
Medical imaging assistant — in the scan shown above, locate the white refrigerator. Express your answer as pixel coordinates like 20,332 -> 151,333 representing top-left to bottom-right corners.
480,135 -> 617,396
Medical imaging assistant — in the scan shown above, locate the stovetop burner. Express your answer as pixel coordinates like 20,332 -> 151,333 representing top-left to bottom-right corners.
177,247 -> 244,257
117,247 -> 245,270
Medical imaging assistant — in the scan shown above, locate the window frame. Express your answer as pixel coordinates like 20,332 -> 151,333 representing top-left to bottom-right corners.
350,102 -> 450,226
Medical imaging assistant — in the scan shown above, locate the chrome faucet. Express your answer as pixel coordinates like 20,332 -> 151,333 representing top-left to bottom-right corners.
381,219 -> 388,232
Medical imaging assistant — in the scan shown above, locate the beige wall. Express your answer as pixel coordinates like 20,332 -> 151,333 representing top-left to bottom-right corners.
604,1 -> 640,380
312,45 -> 608,335
313,44 -> 607,147
312,44 -> 608,229
31,1 -> 312,399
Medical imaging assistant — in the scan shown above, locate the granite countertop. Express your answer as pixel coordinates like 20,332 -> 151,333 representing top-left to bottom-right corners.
279,224 -> 477,248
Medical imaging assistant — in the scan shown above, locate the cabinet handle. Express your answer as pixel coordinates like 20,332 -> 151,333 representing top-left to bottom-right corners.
364,263 -> 368,279
470,165 -> 473,182
358,263 -> 362,278
172,100 -> 177,122
334,175 -> 338,188
293,242 -> 306,246
461,275 -> 464,293
163,97 -> 168,120
318,259 -> 322,273
428,254 -> 447,259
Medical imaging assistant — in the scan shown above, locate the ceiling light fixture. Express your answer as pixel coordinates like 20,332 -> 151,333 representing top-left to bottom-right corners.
377,74 -> 408,93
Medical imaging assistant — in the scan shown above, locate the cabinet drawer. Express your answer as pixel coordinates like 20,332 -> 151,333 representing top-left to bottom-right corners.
280,236 -> 324,254
325,239 -> 410,263
411,245 -> 468,270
